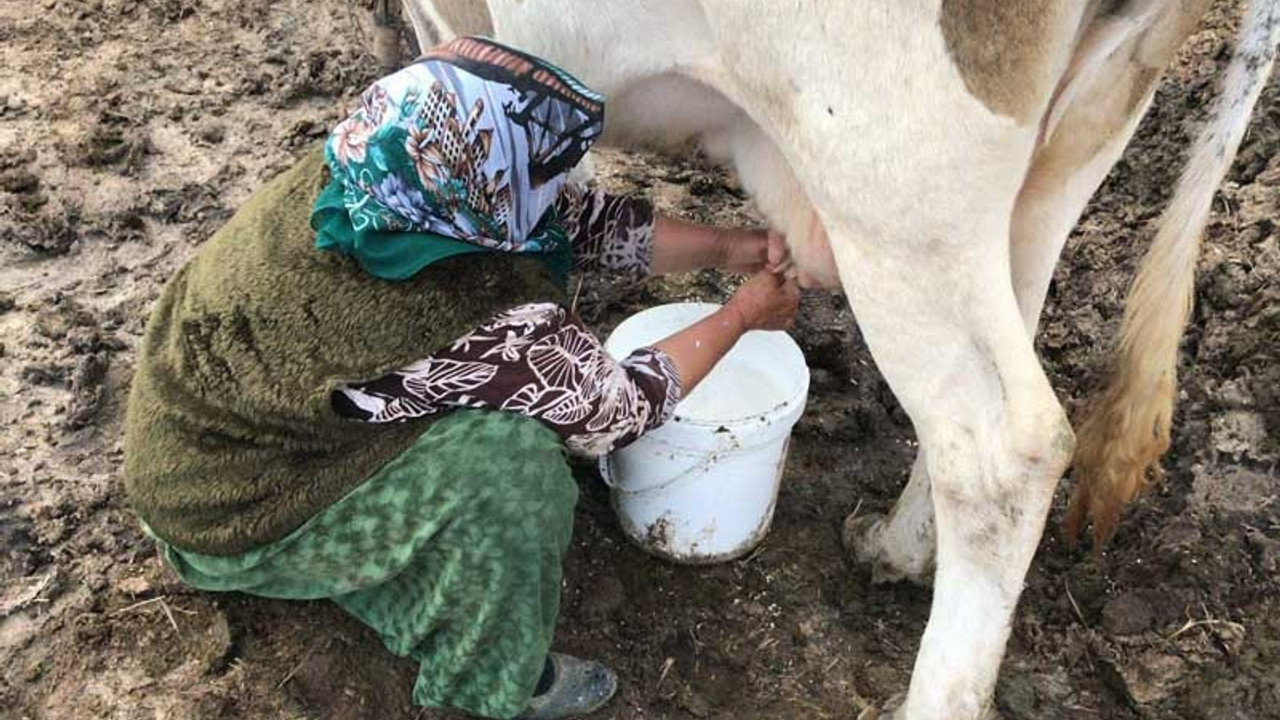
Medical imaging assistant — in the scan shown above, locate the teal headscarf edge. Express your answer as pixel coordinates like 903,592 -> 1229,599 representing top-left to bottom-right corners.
311,176 -> 574,289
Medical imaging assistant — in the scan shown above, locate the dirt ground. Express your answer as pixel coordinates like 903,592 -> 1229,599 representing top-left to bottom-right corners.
1,1 -> 1277,719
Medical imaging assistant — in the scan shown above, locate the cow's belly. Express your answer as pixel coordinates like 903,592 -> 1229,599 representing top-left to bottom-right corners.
596,74 -> 738,151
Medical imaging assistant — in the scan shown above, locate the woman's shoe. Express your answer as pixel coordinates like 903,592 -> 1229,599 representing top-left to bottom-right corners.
518,653 -> 617,719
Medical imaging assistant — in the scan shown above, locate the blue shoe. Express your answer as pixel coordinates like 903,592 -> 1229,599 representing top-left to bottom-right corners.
518,653 -> 617,719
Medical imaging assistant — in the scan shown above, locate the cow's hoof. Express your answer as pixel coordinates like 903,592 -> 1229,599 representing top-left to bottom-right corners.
841,512 -> 933,587
854,692 -> 904,720
861,697 -> 1001,720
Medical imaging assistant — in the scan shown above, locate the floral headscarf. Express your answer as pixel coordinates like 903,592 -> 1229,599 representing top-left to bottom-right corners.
310,37 -> 606,282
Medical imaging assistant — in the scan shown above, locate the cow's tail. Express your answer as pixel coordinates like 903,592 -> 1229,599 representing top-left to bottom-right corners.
1066,0 -> 1280,547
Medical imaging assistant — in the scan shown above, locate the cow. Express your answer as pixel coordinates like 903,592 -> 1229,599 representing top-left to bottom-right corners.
401,1 -> 1279,718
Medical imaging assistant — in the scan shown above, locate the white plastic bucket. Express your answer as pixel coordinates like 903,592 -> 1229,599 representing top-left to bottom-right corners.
600,303 -> 810,564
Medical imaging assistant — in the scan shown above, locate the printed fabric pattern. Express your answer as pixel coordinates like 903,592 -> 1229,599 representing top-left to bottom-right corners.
556,181 -> 655,276
334,303 -> 681,457
323,37 -> 605,255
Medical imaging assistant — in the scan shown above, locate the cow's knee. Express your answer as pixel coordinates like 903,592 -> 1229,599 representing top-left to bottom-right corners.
1005,400 -> 1076,499
895,394 -> 1073,720
927,394 -> 1074,570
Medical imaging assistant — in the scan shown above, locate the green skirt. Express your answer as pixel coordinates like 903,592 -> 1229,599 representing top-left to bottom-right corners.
151,410 -> 579,719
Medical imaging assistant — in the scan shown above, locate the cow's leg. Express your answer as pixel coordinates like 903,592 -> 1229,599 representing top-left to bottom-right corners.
1012,1 -> 1212,335
842,88 -> 1153,590
838,93 -> 1138,587
842,3 -> 1208,585
827,217 -> 1074,720
843,110 -> 1128,584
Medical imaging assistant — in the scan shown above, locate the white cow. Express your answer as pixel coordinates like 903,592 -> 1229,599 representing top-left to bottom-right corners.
403,1 -> 1278,718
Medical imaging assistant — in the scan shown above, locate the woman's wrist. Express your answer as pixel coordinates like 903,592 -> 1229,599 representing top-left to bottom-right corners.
652,216 -> 770,275
714,229 -> 768,273
717,300 -> 751,336
708,228 -> 732,269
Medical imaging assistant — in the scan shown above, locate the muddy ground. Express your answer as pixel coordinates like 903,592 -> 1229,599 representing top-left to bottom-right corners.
1,1 -> 1277,719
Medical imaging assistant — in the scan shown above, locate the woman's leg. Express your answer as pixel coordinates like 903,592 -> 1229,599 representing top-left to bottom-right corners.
330,411 -> 578,719
158,409 -> 578,719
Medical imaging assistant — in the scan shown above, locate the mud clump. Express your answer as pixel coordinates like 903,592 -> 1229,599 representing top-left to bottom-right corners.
65,352 -> 110,429
0,511 -> 42,580
33,295 -> 97,341
0,160 -> 79,254
19,362 -> 68,386
1101,591 -> 1156,636
74,121 -> 154,175
0,168 -> 40,194
643,514 -> 676,557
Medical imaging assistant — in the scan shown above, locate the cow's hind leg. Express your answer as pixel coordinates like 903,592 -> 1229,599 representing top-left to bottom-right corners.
842,2 -> 1207,585
829,217 -> 1074,719
841,86 -> 1132,586
1013,0 -> 1213,335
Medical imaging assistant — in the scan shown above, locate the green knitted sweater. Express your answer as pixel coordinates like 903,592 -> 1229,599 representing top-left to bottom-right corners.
124,147 -> 566,556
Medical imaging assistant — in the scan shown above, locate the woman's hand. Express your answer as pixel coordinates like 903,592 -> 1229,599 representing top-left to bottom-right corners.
725,269 -> 802,331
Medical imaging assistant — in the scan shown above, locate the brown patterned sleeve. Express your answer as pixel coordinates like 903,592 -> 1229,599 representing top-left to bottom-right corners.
332,303 -> 681,457
555,181 -> 656,276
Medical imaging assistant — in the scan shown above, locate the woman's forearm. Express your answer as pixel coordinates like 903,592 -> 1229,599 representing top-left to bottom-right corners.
650,216 -> 768,276
650,216 -> 723,275
652,305 -> 746,396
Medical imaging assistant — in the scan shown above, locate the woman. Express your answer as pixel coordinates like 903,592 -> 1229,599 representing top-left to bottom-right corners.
124,37 -> 800,720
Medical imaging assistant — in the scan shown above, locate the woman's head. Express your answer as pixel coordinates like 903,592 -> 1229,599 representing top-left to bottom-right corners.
314,37 -> 605,275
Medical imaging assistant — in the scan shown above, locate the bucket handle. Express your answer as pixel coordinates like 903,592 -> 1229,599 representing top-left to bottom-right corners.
598,441 -> 737,497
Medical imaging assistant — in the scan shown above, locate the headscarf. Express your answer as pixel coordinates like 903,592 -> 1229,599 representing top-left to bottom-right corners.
310,37 -> 606,283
